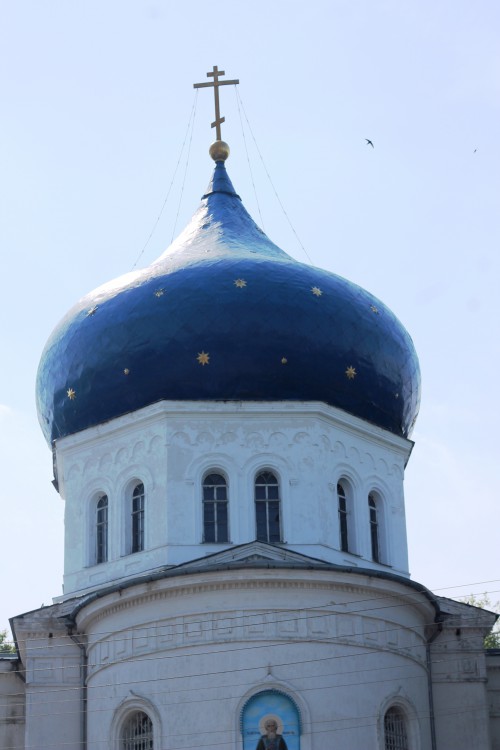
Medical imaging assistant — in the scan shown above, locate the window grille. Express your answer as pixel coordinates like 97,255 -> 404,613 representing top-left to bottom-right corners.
203,473 -> 228,543
337,483 -> 349,552
121,711 -> 153,750
255,471 -> 281,543
369,493 -> 380,563
132,483 -> 145,553
384,707 -> 409,750
96,495 -> 108,564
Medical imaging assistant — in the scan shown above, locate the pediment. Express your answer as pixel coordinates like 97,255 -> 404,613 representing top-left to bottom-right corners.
174,541 -> 331,572
436,595 -> 498,627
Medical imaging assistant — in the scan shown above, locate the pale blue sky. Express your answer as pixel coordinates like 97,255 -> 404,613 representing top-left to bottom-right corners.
1,0 -> 499,631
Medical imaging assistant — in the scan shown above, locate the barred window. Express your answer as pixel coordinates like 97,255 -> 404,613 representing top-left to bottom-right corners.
96,495 -> 108,564
384,706 -> 408,750
131,483 -> 145,553
203,473 -> 228,543
369,493 -> 380,563
121,710 -> 153,750
255,471 -> 281,543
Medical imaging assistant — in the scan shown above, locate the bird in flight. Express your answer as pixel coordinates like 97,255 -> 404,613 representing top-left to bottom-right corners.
365,139 -> 374,148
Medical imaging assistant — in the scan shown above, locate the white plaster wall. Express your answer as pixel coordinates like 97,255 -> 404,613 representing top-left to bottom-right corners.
0,659 -> 25,750
55,401 -> 413,598
11,609 -> 83,750
430,603 -> 497,750
486,652 -> 500,750
8,572 -> 498,750
76,568 -> 433,750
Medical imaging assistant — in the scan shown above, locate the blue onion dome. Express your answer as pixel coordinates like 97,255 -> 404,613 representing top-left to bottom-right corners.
36,148 -> 420,445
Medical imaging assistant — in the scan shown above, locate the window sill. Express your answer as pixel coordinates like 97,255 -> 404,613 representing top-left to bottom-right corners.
202,541 -> 233,545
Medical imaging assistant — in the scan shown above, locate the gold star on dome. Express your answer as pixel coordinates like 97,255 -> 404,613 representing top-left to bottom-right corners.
124,368 -> 130,375
311,286 -> 323,297
345,366 -> 357,380
67,388 -> 76,400
281,357 -> 288,365
154,288 -> 165,298
370,304 -> 379,314
234,278 -> 247,288
197,351 -> 210,366
87,305 -> 98,316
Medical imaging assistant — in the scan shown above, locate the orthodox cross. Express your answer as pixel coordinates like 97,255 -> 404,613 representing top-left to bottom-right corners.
193,66 -> 239,140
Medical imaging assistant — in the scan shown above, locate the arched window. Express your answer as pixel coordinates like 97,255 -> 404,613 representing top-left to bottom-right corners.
369,493 -> 380,563
255,471 -> 281,543
96,494 -> 108,564
131,483 -> 145,553
121,710 -> 153,750
384,706 -> 409,750
337,482 -> 349,552
203,473 -> 228,543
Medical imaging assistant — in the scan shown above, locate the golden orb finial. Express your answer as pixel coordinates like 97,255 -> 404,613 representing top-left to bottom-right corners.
209,140 -> 230,162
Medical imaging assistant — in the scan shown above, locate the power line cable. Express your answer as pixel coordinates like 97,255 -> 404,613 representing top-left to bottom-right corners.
170,93 -> 198,243
234,85 -> 265,231
5,579 -> 499,653
0,646 -> 452,713
235,88 -> 313,265
0,693 -> 493,750
5,601 -> 493,683
130,91 -> 198,270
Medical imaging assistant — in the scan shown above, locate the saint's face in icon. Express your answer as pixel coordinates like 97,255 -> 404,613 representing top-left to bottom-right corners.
265,720 -> 277,736
256,718 -> 288,750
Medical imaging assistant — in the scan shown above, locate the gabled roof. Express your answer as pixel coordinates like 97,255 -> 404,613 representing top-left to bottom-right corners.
172,541 -> 335,572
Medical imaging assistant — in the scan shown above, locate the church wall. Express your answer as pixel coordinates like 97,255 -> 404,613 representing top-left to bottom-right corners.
486,651 -> 500,750
7,562 -> 498,749
55,400 -> 413,598
0,658 -> 25,750
75,567 -> 434,750
11,609 -> 83,750
430,602 -> 497,750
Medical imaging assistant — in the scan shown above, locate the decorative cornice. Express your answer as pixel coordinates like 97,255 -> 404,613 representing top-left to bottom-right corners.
56,399 -> 413,457
77,572 -> 431,633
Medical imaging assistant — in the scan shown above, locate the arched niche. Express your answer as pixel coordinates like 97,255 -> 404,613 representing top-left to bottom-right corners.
240,689 -> 301,750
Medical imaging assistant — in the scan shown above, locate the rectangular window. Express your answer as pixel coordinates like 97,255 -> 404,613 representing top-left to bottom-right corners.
338,495 -> 349,552
369,495 -> 380,563
202,474 -> 229,543
96,496 -> 108,564
132,491 -> 145,553
256,500 -> 281,543
255,501 -> 268,541
255,472 -> 281,543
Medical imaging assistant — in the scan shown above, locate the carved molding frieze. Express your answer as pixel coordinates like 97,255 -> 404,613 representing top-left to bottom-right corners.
64,431 -> 164,484
65,419 -> 402,495
167,425 -> 399,480
85,602 -> 426,679
82,578 -> 427,678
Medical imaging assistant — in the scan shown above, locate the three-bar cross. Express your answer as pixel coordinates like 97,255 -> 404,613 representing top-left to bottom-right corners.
193,66 -> 239,141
